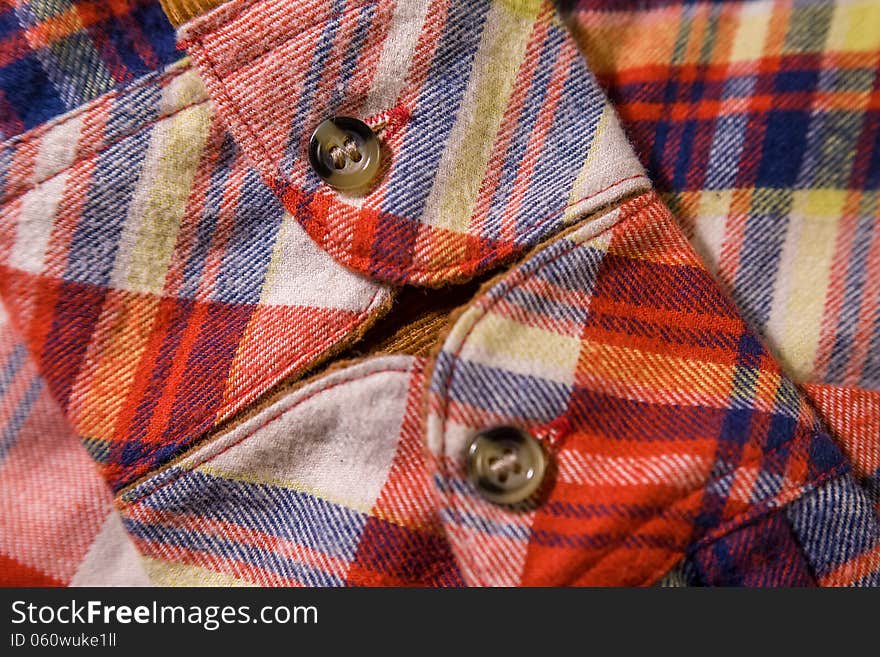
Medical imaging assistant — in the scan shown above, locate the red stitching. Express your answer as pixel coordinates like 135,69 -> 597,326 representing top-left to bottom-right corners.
431,193 -> 844,584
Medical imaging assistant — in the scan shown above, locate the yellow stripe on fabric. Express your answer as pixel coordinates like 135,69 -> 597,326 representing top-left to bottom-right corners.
462,312 -> 582,384
729,1 -> 772,63
125,103 -> 211,295
779,190 -> 844,381
495,0 -> 546,20
564,108 -> 614,222
68,295 -> 162,442
424,0 -> 540,234
577,342 -> 738,406
828,1 -> 880,52
142,557 -> 253,586
160,0 -> 227,27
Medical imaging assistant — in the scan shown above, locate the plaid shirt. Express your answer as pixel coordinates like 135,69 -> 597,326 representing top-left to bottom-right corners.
0,0 -> 878,586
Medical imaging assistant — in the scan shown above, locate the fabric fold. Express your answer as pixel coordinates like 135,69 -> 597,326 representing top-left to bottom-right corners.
172,0 -> 650,286
425,191 -> 875,585
0,62 -> 392,491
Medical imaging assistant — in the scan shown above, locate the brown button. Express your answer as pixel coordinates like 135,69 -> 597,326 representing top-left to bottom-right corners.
308,116 -> 380,192
466,427 -> 546,505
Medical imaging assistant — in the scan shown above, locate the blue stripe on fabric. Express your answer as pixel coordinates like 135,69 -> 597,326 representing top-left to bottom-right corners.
825,211 -> 876,384
483,23 -> 560,243
328,3 -> 376,111
722,73 -> 756,100
503,286 -> 592,327
0,375 -> 43,462
111,3 -> 179,77
727,332 -> 764,414
672,104 -> 699,190
730,190 -> 792,329
787,474 -> 880,577
280,0 -> 347,180
123,518 -> 345,586
802,110 -> 862,190
704,113 -> 749,190
213,168 -> 284,305
756,111 -> 810,188
0,2 -> 18,37
513,53 -> 605,239
438,505 -> 531,542
867,126 -> 880,190
381,0 -> 491,219
501,239 -> 605,326
0,55 -> 66,136
747,469 -> 785,504
435,354 -> 572,422
0,342 -> 27,396
140,470 -> 368,562
533,240 -> 605,292
648,73 -> 682,186
102,73 -> 165,144
180,133 -> 237,299
65,86 -> 162,287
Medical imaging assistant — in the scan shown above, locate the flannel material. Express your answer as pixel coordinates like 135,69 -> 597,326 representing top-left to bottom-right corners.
426,191 -> 878,586
116,192 -> 880,586
0,305 -> 148,586
0,0 -> 178,140
2,0 -> 880,588
0,60 -> 392,491
119,355 -> 463,586
174,0 -> 650,286
567,0 -> 880,391
804,384 -> 880,514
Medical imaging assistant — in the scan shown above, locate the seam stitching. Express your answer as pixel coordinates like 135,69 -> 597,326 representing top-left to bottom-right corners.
433,194 -> 844,585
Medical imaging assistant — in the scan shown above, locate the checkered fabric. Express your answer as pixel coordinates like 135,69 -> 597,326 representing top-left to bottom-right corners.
175,0 -> 650,286
0,304 -> 148,586
2,0 -> 880,588
566,0 -> 880,390
427,191 -> 880,586
0,0 -> 178,140
119,355 -> 463,586
804,383 -> 880,511
0,60 -> 391,491
115,192 -> 880,587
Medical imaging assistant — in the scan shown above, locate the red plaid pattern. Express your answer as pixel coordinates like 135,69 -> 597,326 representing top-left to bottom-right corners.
176,0 -> 649,286
566,0 -> 880,391
0,62 -> 391,491
0,307 -> 146,586
0,0 -> 178,139
427,192 -> 851,585
1,0 -> 879,588
118,355 -> 463,586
